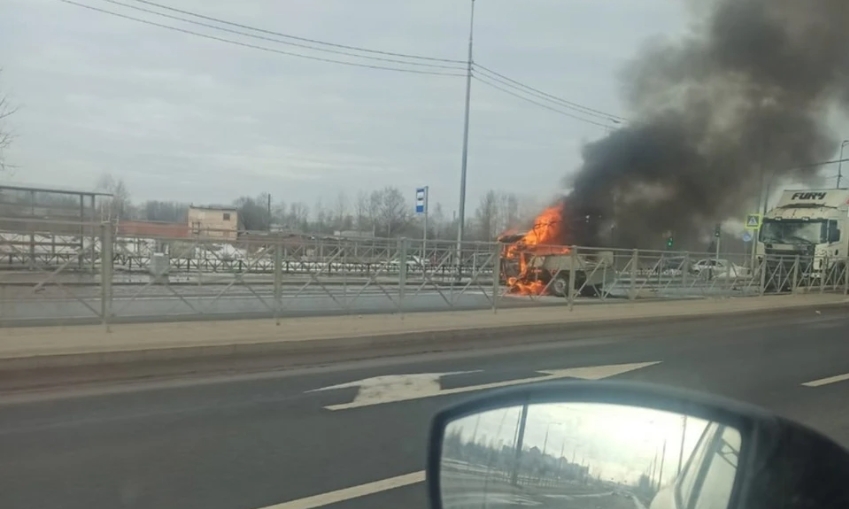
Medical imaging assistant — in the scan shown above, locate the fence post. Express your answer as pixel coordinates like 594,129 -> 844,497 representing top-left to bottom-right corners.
682,252 -> 689,289
629,249 -> 638,300
758,254 -> 769,297
844,258 -> 849,295
90,195 -> 96,272
568,247 -> 577,311
492,243 -> 501,313
792,255 -> 800,293
29,232 -> 35,270
398,238 -> 408,317
273,242 -> 282,325
100,223 -> 113,332
820,257 -> 827,294
657,252 -> 664,288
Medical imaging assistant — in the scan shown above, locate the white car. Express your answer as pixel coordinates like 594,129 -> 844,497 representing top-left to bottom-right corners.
691,259 -> 750,279
384,255 -> 428,271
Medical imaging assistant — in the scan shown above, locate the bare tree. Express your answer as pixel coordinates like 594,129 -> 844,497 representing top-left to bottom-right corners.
272,199 -> 287,227
96,173 -> 132,220
355,190 -> 371,232
313,198 -> 332,233
372,186 -> 409,237
141,200 -> 189,222
368,190 -> 381,233
333,191 -> 350,231
498,193 -> 520,233
0,70 -> 17,173
430,202 -> 447,239
474,191 -> 499,241
233,194 -> 270,231
288,202 -> 310,231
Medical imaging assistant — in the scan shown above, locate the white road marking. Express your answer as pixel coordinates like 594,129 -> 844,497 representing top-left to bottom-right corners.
256,471 -> 425,509
544,492 -> 613,499
309,371 -> 477,407
804,321 -> 846,329
307,371 -> 478,398
313,362 -> 660,410
802,372 -> 849,387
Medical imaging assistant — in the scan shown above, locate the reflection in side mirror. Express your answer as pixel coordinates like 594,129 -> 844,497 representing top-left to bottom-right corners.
438,402 -> 741,509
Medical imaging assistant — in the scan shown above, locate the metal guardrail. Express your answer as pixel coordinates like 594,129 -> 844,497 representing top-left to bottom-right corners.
1,219 -> 847,327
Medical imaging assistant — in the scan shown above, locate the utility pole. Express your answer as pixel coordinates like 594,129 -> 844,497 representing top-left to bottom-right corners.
456,0 -> 475,265
267,193 -> 272,232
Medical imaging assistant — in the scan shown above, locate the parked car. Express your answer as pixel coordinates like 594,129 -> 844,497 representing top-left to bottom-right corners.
691,258 -> 750,279
654,256 -> 690,276
384,255 -> 428,272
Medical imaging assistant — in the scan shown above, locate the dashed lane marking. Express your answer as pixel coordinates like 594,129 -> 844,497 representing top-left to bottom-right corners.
802,372 -> 849,387
256,471 -> 425,509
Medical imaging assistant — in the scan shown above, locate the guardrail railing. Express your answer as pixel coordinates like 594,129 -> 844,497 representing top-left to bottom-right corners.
1,219 -> 846,327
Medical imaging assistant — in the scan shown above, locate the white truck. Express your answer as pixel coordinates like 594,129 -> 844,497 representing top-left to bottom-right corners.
757,189 -> 849,284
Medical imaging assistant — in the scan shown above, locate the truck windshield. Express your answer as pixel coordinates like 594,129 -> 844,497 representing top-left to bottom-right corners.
759,219 -> 828,244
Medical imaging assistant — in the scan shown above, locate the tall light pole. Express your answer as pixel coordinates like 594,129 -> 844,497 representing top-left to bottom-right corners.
838,140 -> 849,189
456,0 -> 476,263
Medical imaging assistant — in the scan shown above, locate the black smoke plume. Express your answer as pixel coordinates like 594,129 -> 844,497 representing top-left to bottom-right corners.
565,0 -> 849,249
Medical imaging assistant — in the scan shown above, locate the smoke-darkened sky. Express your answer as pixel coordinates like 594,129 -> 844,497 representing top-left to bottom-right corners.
565,0 -> 849,248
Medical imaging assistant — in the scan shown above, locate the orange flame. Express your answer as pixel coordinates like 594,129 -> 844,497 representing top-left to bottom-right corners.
500,202 -> 572,296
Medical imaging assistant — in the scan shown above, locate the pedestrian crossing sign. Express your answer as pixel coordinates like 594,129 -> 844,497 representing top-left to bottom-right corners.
745,213 -> 762,230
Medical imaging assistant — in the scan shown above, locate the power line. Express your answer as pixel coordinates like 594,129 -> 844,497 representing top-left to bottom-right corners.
97,0 -> 465,71
62,1 -> 629,128
60,0 -> 467,76
475,62 -> 626,122
789,156 -> 849,171
474,62 -> 627,123
472,74 -> 613,128
128,0 -> 466,64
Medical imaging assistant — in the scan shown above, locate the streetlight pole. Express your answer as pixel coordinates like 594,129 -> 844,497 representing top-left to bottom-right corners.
838,140 -> 849,189
456,0 -> 475,265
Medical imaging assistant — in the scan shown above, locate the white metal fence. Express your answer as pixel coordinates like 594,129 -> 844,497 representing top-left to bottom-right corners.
1,219 -> 846,327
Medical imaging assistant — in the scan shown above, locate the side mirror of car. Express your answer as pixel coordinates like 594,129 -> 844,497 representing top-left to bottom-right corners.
427,381 -> 849,509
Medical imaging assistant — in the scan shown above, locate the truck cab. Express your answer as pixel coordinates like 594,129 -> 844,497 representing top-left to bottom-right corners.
757,189 -> 849,280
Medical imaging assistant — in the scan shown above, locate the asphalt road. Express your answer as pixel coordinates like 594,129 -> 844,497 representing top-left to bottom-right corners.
1,306 -> 848,509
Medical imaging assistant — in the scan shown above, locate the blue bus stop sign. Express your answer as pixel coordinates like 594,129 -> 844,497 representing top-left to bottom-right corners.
415,187 -> 427,215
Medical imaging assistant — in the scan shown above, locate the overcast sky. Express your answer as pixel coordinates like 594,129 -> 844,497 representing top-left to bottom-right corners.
0,0 -> 688,212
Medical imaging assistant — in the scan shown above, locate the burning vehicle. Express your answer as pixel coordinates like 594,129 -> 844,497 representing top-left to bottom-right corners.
498,202 -> 614,297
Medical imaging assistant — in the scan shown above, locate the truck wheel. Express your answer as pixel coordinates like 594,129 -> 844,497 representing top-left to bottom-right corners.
551,276 -> 569,297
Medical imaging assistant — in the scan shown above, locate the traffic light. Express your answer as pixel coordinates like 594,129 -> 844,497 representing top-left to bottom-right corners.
666,236 -> 674,249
